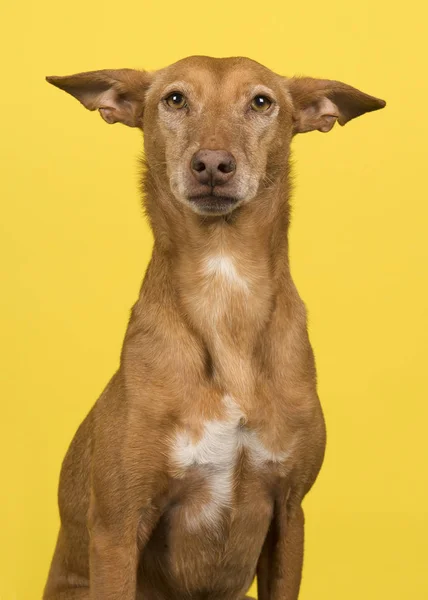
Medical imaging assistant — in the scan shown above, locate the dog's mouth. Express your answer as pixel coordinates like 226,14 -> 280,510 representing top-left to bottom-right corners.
187,194 -> 240,215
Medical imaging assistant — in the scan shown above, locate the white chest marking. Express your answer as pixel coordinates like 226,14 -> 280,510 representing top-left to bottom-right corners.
172,395 -> 291,530
203,255 -> 249,292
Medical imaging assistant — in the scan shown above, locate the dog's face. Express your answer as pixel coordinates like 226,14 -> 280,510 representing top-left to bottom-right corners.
47,57 -> 385,216
142,57 -> 291,216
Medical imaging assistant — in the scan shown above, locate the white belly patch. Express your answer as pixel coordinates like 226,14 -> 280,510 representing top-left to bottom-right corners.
172,395 -> 291,530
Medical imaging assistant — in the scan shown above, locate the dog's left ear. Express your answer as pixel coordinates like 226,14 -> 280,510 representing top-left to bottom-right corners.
286,77 -> 386,134
46,69 -> 153,127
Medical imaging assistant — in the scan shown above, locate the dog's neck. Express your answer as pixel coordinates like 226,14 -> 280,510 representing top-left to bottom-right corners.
143,166 -> 292,282
133,166 -> 296,400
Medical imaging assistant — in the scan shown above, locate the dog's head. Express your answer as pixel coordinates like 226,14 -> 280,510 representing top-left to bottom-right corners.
47,56 -> 385,217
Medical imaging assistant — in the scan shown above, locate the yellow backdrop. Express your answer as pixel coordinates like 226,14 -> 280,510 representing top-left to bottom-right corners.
1,0 -> 427,598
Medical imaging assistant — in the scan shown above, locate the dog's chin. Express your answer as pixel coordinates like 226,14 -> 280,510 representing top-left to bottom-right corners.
187,195 -> 241,216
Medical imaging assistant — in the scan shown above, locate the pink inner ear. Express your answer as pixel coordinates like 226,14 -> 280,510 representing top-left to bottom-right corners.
317,96 -> 339,117
314,97 -> 339,131
97,89 -> 120,109
96,89 -> 126,125
318,114 -> 337,133
99,107 -> 117,124
299,96 -> 340,133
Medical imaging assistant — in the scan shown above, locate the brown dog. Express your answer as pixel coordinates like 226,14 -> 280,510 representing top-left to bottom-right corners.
43,56 -> 385,600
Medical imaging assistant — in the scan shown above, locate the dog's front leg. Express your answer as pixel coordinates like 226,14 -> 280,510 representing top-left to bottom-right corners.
87,407 -> 166,600
257,492 -> 304,600
89,489 -> 161,600
90,526 -> 138,599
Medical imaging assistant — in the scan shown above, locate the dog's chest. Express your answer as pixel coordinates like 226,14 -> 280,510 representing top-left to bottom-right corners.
180,252 -> 271,334
169,395 -> 292,531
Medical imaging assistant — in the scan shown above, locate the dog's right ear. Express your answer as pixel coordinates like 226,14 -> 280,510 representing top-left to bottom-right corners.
46,69 -> 153,127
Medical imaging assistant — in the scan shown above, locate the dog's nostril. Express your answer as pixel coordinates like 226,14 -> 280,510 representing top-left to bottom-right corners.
192,160 -> 206,173
218,160 -> 236,174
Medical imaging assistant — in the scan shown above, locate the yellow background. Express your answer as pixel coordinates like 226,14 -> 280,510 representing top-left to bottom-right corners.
1,0 -> 427,598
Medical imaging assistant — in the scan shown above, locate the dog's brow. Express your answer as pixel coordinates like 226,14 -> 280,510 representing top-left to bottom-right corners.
247,85 -> 276,100
161,81 -> 196,98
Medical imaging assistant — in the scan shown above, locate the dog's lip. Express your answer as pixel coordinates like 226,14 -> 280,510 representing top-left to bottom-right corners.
187,194 -> 240,215
188,194 -> 239,204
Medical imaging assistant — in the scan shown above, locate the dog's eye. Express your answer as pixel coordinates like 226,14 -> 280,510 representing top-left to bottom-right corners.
165,92 -> 187,109
251,95 -> 272,112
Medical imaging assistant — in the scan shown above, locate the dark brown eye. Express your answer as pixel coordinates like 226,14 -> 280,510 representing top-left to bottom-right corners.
251,95 -> 272,112
165,92 -> 187,109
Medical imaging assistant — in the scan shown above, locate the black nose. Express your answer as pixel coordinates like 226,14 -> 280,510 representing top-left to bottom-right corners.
190,149 -> 236,187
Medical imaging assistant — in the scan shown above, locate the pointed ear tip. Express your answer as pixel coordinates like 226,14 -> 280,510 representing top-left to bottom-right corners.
46,76 -> 59,85
377,98 -> 387,109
